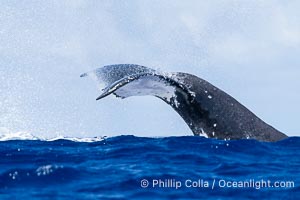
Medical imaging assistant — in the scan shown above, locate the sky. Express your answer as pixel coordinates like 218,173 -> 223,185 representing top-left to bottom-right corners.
0,0 -> 299,138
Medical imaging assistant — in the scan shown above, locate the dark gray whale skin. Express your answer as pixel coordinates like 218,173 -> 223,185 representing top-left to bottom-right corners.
81,64 -> 288,142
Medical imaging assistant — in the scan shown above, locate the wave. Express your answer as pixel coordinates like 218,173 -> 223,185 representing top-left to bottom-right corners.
0,127 -> 106,142
0,127 -> 298,144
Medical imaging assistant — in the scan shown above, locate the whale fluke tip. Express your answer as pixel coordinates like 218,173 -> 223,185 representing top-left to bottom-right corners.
96,96 -> 102,101
96,92 -> 110,101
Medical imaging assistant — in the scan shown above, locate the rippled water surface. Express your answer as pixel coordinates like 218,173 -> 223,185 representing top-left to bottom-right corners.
0,136 -> 299,199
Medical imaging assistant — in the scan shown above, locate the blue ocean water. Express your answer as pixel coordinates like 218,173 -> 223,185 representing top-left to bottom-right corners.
0,136 -> 299,199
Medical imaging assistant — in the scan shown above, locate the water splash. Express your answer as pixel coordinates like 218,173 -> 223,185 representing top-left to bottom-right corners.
0,127 -> 106,142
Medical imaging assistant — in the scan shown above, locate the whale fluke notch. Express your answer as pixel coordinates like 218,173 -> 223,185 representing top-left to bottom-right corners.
81,64 -> 288,142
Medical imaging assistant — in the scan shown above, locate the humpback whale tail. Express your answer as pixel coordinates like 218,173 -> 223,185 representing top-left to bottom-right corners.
81,64 -> 288,142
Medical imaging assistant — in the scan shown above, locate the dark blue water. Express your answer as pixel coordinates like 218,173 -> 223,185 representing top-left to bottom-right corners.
0,136 -> 299,199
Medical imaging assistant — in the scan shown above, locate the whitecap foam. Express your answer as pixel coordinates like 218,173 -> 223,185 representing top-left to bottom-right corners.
46,135 -> 106,142
0,127 -> 106,142
0,128 -> 40,141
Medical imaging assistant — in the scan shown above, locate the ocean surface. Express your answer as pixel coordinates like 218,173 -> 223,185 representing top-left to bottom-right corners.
0,135 -> 299,199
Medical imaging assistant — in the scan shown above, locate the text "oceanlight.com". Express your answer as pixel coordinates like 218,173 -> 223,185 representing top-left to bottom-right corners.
140,179 -> 295,190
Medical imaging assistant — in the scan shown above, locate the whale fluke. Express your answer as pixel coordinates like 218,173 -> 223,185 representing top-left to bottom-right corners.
81,64 -> 288,142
